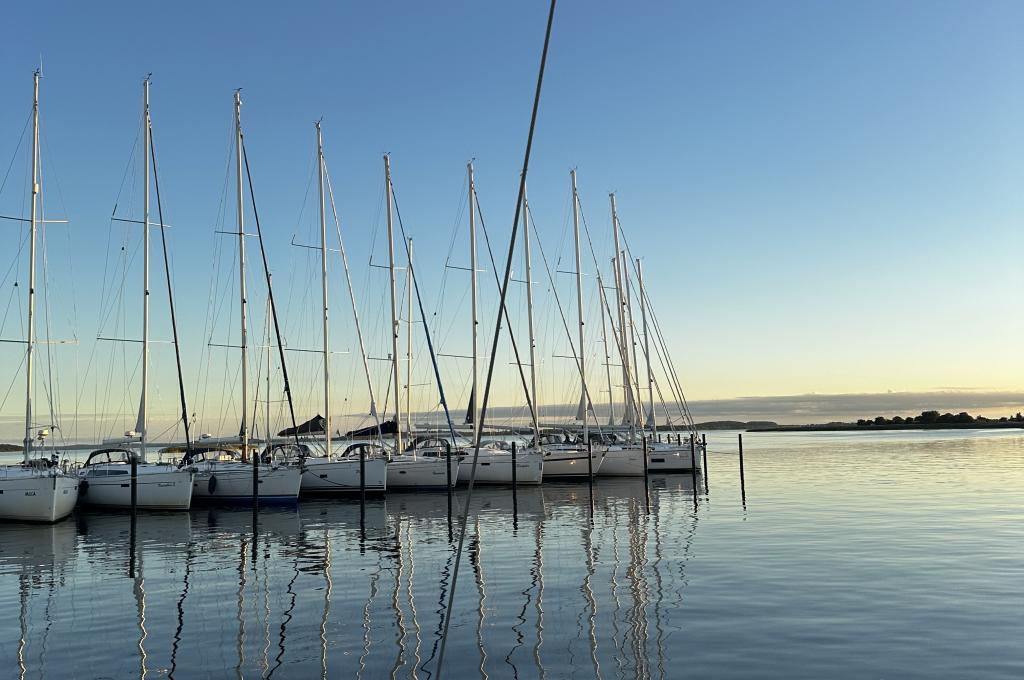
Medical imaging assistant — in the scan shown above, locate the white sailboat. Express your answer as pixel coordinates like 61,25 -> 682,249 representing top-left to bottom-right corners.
520,182 -> 606,478
189,91 -> 299,504
459,162 -> 543,485
287,122 -> 387,495
0,71 -> 79,523
78,78 -> 194,510
602,199 -> 701,473
381,156 -> 459,491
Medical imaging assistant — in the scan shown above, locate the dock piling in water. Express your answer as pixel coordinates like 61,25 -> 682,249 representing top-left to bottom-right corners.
738,433 -> 747,505
702,433 -> 709,493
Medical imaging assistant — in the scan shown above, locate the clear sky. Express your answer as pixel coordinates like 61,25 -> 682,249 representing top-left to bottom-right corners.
1,1 -> 1022,442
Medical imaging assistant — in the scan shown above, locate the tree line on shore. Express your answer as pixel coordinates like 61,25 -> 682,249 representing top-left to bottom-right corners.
856,410 -> 1024,426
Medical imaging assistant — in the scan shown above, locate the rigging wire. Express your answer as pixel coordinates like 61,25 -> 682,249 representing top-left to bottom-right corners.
436,0 -> 557,674
149,111 -> 193,451
241,140 -> 302,448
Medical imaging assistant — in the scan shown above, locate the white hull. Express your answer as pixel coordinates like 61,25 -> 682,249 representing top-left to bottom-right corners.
532,446 -> 606,479
0,468 -> 79,523
78,464 -> 194,510
300,457 -> 387,494
386,456 -> 459,490
457,448 -> 543,485
599,447 -> 647,476
191,462 -> 301,504
647,442 -> 702,472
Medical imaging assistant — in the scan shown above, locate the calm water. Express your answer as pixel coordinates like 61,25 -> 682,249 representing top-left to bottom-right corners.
1,430 -> 1022,679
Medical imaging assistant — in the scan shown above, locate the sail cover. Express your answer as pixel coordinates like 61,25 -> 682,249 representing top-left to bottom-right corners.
345,418 -> 398,438
278,414 -> 326,437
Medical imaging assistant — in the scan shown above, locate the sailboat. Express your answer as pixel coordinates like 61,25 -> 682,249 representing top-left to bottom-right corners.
455,162 -> 543,485
600,195 -> 701,473
520,182 -> 606,478
77,78 -> 195,510
277,122 -> 387,494
187,91 -> 300,504
381,156 -> 460,491
0,71 -> 79,523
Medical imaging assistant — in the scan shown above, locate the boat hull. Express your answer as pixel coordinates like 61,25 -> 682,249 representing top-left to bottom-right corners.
386,456 -> 459,490
598,447 -> 647,476
78,465 -> 194,510
299,457 -> 387,494
533,446 -> 606,479
191,463 -> 301,504
0,469 -> 79,523
647,442 -> 703,472
457,448 -> 543,485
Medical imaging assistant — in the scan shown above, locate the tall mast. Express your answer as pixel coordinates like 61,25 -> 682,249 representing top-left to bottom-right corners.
467,162 -> 478,438
571,170 -> 587,442
596,271 -> 616,427
622,248 -> 641,429
235,91 -> 249,460
609,193 -> 633,427
22,71 -> 40,463
522,184 -> 540,442
405,237 -> 413,435
384,155 -> 403,453
316,122 -> 331,456
637,258 -> 655,435
139,77 -> 151,462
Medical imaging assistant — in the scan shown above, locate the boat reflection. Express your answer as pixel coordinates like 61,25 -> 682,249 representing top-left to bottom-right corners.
0,477 -> 698,678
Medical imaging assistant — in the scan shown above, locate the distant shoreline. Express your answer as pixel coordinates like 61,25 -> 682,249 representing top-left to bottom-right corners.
748,422 -> 1024,433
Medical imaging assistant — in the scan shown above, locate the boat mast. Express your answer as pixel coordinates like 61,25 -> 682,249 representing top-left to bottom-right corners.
405,237 -> 413,435
235,91 -> 249,461
139,76 -> 151,463
22,71 -> 40,463
637,258 -> 656,436
596,271 -> 616,427
571,170 -> 587,443
609,194 -> 633,428
467,162 -> 478,439
522,184 -> 540,443
316,122 -> 331,456
622,248 -> 642,430
384,155 -> 403,453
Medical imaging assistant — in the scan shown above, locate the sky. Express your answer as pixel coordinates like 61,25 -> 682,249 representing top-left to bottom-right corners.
1,1 -> 1022,442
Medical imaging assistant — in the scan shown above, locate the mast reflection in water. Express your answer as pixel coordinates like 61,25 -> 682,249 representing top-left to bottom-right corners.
0,477 -> 697,679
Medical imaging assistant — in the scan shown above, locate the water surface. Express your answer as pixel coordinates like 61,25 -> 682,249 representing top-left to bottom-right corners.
1,430 -> 1022,679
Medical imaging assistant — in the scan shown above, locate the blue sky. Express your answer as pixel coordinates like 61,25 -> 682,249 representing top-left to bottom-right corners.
1,1 -> 1022,441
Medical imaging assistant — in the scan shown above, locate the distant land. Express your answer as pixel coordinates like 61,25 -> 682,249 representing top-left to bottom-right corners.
750,410 -> 1024,432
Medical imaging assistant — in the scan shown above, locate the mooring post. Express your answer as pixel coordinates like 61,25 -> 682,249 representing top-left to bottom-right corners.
130,451 -> 138,518
251,443 -> 258,511
701,433 -> 709,493
511,441 -> 519,527
511,440 -> 518,488
359,445 -> 366,535
738,432 -> 747,506
642,435 -> 651,513
587,439 -> 594,482
689,436 -> 698,500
